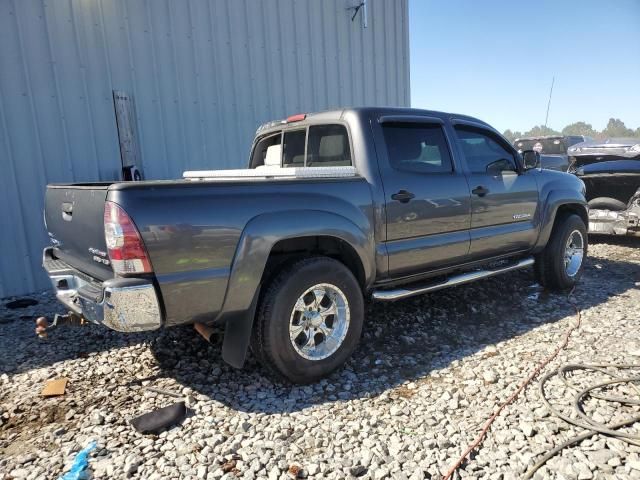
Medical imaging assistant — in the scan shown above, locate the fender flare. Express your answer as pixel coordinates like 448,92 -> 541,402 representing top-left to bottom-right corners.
534,189 -> 588,251
218,210 -> 374,368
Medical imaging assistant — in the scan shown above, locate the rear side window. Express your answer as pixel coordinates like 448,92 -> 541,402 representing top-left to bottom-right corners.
307,125 -> 352,166
382,123 -> 453,173
283,130 -> 306,167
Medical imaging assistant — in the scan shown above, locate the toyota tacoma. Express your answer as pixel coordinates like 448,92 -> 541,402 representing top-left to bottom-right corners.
43,107 -> 588,383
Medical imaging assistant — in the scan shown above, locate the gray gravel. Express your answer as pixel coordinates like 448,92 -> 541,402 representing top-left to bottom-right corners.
1,237 -> 639,479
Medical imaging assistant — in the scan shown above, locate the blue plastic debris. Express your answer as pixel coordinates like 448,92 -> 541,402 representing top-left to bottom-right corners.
58,441 -> 97,480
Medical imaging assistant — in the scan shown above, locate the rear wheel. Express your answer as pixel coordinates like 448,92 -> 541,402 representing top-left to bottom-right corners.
252,257 -> 364,384
534,213 -> 587,291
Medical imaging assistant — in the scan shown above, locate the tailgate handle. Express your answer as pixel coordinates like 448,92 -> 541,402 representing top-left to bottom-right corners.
61,202 -> 73,221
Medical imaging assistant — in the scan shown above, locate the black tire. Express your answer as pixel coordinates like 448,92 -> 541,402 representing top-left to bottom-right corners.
588,197 -> 627,211
534,213 -> 588,292
252,257 -> 364,384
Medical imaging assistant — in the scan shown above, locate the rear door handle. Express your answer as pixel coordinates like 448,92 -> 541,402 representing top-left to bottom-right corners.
391,190 -> 415,203
472,186 -> 489,197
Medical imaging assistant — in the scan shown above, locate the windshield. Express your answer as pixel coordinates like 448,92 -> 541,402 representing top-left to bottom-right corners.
514,138 -> 567,155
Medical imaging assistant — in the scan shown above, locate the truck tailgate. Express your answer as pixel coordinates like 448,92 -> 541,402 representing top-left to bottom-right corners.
45,183 -> 114,281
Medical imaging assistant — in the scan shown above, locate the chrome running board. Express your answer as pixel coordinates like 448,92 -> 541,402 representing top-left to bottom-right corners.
371,257 -> 535,301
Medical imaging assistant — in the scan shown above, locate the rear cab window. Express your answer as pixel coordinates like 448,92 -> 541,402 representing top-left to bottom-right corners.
283,130 -> 306,167
250,133 -> 281,168
251,124 -> 352,168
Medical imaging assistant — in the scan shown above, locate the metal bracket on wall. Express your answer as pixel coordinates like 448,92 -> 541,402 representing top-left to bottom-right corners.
113,90 -> 143,179
347,0 -> 368,28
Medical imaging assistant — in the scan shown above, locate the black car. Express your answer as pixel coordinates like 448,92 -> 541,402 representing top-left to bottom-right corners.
514,135 -> 592,171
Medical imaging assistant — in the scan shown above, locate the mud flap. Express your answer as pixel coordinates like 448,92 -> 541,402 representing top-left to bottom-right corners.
221,288 -> 260,369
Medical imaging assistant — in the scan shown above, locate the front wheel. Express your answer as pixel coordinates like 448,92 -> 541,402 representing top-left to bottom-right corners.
252,257 -> 364,384
534,213 -> 588,291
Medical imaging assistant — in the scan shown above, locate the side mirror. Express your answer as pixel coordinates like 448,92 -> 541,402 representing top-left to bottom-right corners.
522,150 -> 540,170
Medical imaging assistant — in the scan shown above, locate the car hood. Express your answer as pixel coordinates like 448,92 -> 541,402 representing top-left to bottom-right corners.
568,138 -> 640,159
576,160 -> 640,176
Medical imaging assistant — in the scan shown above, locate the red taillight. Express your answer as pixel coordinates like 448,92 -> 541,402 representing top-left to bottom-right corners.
104,201 -> 152,274
286,113 -> 306,123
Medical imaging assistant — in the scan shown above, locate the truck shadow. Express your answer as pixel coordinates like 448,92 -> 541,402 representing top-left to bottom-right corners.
0,316 -> 155,376
589,233 -> 640,247
2,239 -> 636,410
149,244 -> 640,414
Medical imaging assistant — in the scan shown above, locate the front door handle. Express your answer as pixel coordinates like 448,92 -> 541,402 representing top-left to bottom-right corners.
472,186 -> 489,197
391,190 -> 415,203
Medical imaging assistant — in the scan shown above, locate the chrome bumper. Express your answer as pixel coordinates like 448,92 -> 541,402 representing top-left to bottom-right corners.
42,248 -> 162,332
588,208 -> 640,236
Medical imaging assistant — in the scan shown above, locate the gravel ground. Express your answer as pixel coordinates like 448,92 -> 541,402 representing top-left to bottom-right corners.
1,237 -> 639,480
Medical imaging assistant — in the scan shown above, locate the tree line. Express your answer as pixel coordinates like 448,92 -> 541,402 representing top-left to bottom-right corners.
503,118 -> 640,143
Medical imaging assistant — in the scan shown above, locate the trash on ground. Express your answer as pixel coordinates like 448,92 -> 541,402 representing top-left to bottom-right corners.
288,463 -> 303,478
5,297 -> 38,309
130,401 -> 187,434
221,459 -> 238,474
41,378 -> 68,397
58,440 -> 96,480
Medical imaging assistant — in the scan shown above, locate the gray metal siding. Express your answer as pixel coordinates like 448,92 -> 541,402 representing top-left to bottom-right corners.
0,0 -> 409,297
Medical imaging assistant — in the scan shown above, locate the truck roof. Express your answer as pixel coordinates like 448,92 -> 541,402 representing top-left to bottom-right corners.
255,107 -> 494,137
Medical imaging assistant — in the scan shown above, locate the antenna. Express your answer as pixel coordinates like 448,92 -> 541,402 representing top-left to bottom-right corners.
544,76 -> 555,128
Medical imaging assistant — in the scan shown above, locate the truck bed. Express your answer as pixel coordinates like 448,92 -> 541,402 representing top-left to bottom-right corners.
44,173 -> 374,327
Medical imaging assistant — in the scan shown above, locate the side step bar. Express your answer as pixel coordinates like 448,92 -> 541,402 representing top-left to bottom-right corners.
371,257 -> 535,301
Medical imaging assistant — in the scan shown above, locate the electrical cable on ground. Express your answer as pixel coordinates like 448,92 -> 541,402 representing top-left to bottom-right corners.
441,288 -> 584,480
523,365 -> 640,478
442,288 -> 640,480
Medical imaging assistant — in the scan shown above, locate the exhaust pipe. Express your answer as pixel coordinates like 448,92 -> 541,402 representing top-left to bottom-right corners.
194,322 -> 221,344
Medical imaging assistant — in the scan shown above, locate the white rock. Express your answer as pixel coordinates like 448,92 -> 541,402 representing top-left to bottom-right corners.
483,370 -> 498,384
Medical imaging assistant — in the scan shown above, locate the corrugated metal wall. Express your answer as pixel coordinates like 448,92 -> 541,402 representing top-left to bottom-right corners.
0,0 -> 410,298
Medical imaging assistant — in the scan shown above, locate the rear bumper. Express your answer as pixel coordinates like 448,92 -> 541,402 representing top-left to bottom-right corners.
42,247 -> 162,332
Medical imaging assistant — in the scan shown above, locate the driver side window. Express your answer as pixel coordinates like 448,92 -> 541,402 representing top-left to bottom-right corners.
454,127 -> 516,174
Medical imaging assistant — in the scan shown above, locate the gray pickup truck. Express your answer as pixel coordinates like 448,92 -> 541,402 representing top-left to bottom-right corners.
43,107 -> 588,383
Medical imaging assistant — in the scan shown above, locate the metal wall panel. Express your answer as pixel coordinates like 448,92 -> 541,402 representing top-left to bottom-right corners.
0,0 -> 409,297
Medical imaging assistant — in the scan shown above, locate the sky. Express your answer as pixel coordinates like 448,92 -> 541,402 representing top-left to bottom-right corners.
409,0 -> 640,134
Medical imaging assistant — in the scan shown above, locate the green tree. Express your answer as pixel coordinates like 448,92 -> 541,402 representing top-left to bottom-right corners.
502,129 -> 522,142
561,122 -> 596,137
601,118 -> 634,138
524,125 -> 561,137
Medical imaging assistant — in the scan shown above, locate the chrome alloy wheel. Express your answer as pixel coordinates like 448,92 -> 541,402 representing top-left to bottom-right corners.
564,229 -> 585,277
289,283 -> 350,360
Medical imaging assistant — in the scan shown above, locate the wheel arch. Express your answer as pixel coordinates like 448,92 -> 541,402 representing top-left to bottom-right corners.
534,190 -> 588,252
263,235 -> 367,291
217,210 -> 374,369
556,203 -> 588,228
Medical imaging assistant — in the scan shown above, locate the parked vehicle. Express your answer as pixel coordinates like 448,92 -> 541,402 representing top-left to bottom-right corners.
568,138 -> 640,236
513,135 -> 592,172
43,108 -> 588,383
